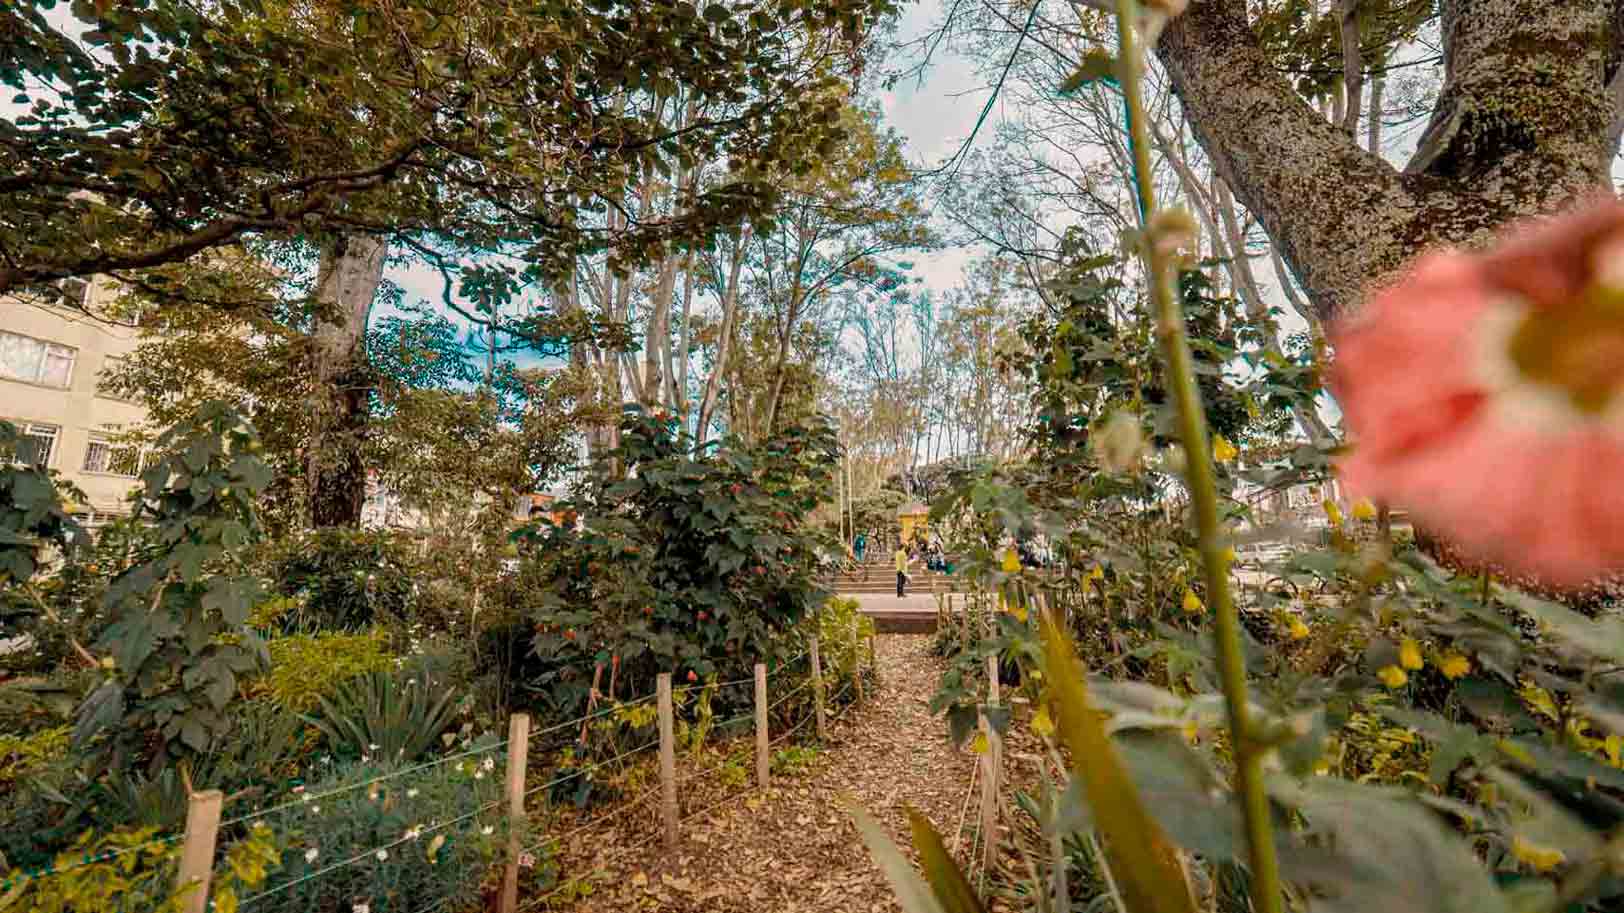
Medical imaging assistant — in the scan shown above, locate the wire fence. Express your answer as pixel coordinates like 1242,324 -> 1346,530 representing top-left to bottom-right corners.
4,638 -> 871,913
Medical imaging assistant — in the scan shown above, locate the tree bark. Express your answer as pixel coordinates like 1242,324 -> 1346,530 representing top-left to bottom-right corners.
695,228 -> 750,439
1367,74 -> 1384,154
1155,0 -> 1619,323
1338,0 -> 1364,137
308,233 -> 387,528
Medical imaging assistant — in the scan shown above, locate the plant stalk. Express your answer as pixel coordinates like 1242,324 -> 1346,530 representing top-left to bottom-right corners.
1111,4 -> 1284,913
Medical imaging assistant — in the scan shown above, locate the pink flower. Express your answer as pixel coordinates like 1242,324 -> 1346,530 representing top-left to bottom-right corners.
1332,199 -> 1624,587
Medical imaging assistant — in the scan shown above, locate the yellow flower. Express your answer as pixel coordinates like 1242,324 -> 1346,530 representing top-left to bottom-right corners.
1399,638 -> 1424,671
1220,545 -> 1236,565
1378,665 -> 1408,688
1031,707 -> 1055,739
971,732 -> 989,755
1351,497 -> 1378,521
1287,618 -> 1310,640
1182,589 -> 1204,614
426,833 -> 446,863
1510,835 -> 1565,873
1181,720 -> 1200,744
1323,499 -> 1344,527
1438,652 -> 1471,679
1212,434 -> 1238,462
1089,564 -> 1105,582
1006,600 -> 1029,623
1001,548 -> 1020,573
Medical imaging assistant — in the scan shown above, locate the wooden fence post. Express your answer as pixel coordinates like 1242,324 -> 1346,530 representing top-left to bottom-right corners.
500,712 -> 531,913
657,673 -> 678,850
809,637 -> 828,741
980,653 -> 1001,877
754,663 -> 770,789
176,790 -> 223,913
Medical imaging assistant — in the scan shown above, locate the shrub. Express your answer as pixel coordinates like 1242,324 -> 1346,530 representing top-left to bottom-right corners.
265,528 -> 415,633
308,669 -> 461,764
0,823 -> 278,913
244,752 -> 507,913
507,409 -> 840,716
259,631 -> 395,712
0,725 -> 69,792
74,403 -> 271,775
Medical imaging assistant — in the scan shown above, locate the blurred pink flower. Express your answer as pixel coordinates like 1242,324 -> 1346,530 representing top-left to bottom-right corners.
1332,199 -> 1624,587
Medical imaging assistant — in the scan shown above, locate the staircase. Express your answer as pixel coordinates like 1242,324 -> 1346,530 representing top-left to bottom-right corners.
826,558 -> 964,596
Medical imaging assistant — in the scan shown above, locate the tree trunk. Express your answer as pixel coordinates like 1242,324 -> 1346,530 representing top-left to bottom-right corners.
1338,0 -> 1364,137
695,228 -> 750,439
308,233 -> 387,528
1155,0 -> 1619,323
1367,74 -> 1385,154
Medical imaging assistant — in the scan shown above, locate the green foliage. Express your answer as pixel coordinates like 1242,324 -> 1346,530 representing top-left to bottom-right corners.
260,631 -> 395,712
0,420 -> 87,635
2,0 -> 900,291
815,596 -> 876,685
0,823 -> 277,913
245,753 -> 506,913
307,669 -> 460,764
73,403 -> 272,774
266,529 -> 415,633
506,408 -> 840,715
0,725 -> 68,791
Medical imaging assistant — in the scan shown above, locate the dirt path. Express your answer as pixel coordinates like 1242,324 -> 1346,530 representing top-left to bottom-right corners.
556,634 -> 976,913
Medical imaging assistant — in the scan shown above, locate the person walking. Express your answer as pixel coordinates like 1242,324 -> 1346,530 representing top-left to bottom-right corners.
894,544 -> 910,597
854,531 -> 867,562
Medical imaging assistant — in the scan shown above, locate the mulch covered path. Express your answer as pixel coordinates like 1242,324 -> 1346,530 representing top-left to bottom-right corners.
543,634 -> 979,913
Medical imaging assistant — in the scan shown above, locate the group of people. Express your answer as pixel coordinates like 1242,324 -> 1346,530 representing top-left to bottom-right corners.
885,533 -> 947,597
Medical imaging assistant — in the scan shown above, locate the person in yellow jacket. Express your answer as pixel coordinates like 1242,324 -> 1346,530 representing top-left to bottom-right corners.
894,545 -> 911,597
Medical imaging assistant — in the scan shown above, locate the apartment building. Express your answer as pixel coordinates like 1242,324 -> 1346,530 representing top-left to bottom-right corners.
1,280 -> 150,521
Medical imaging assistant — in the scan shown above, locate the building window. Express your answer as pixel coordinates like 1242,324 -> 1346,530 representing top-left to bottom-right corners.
82,434 -> 145,477
58,278 -> 90,308
6,422 -> 59,467
0,331 -> 77,388
96,355 -> 134,401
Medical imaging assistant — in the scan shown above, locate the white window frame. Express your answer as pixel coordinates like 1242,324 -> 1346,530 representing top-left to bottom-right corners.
82,433 -> 145,477
0,330 -> 78,389
7,421 -> 59,467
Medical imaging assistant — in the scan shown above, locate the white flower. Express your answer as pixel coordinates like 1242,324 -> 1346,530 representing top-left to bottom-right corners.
311,805 -> 321,814
368,743 -> 380,751
353,905 -> 370,913
481,757 -> 495,772
481,825 -> 495,836
304,848 -> 319,864
406,788 -> 419,799
404,826 -> 422,842
360,755 -> 370,763
375,849 -> 389,862
474,771 -> 484,780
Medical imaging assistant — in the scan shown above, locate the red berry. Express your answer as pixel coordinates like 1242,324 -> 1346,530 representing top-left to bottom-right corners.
686,670 -> 698,682
563,629 -> 576,641
697,611 -> 708,621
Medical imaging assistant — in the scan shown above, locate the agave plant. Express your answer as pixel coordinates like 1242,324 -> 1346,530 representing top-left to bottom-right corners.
306,670 -> 460,764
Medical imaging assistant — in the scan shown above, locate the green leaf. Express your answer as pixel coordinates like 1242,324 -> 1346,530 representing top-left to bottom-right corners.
1272,777 -> 1511,913
846,799 -> 950,913
908,808 -> 987,913
1042,615 -> 1198,913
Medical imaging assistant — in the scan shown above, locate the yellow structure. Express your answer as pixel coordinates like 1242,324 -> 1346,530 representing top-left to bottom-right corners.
2,281 -> 148,523
897,500 -> 928,545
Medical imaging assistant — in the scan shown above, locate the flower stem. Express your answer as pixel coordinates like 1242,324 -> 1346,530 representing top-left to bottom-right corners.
1110,4 -> 1283,913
